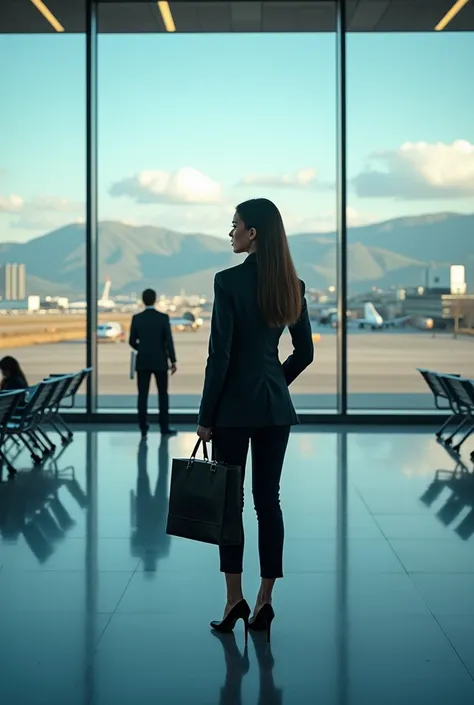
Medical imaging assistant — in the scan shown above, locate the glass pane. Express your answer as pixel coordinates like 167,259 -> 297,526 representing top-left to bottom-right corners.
0,5 -> 86,407
97,1 -> 337,414
347,25 -> 474,411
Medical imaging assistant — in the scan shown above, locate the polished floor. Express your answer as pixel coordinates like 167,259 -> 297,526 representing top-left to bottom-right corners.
1,426 -> 474,704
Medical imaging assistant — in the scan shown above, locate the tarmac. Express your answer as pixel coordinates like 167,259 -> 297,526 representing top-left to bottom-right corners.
6,323 -> 474,411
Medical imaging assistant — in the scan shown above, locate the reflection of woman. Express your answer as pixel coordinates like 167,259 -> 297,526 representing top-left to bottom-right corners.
212,630 -> 283,705
197,198 -> 314,641
252,632 -> 283,705
212,632 -> 249,705
0,356 -> 28,391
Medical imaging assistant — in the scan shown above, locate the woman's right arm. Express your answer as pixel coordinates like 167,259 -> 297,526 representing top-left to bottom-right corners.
281,281 -> 314,386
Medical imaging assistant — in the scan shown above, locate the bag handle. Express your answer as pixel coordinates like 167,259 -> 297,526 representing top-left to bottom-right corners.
190,438 -> 209,461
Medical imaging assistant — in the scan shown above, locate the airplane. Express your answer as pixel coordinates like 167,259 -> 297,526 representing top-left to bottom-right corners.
355,302 -> 385,329
69,280 -> 116,311
327,302 -> 410,330
354,302 -> 410,330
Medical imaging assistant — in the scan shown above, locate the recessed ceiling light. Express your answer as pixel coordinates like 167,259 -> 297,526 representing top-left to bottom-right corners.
158,2 -> 176,33
435,0 -> 470,31
30,0 -> 64,32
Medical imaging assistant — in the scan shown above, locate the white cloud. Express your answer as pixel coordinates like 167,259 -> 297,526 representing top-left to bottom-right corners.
110,167 -> 222,205
0,194 -> 24,213
353,140 -> 474,199
0,192 -> 84,231
238,168 -> 332,190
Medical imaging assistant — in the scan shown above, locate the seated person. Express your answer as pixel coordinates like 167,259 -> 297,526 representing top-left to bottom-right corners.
0,356 -> 28,392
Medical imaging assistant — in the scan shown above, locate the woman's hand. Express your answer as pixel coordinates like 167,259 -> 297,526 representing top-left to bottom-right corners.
197,425 -> 212,443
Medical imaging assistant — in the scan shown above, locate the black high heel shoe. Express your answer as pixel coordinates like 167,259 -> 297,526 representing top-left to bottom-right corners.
248,603 -> 275,643
210,600 -> 251,643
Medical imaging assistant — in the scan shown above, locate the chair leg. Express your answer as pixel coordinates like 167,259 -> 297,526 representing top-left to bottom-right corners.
452,421 -> 474,452
31,429 -> 53,459
0,445 -> 16,475
444,418 -> 470,447
436,413 -> 458,440
36,426 -> 56,453
29,430 -> 49,455
51,414 -> 73,444
20,433 -> 43,465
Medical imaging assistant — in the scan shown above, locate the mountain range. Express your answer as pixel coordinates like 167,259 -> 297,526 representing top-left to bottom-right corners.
0,212 -> 472,299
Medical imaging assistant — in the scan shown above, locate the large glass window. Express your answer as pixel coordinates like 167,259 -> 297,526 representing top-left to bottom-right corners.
0,24 -> 86,406
97,2 -> 337,412
5,1 -> 471,417
347,30 -> 474,410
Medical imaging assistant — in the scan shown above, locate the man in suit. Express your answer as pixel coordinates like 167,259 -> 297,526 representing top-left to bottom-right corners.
129,289 -> 177,438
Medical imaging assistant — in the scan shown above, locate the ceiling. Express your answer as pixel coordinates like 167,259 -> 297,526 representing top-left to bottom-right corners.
1,0 -> 473,33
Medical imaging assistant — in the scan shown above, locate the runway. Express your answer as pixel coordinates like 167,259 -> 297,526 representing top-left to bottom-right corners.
7,324 -> 474,410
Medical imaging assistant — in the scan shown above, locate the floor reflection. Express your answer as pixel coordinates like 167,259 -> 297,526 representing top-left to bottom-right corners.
1,428 -> 474,704
212,631 -> 283,705
130,437 -> 171,572
0,463 -> 87,563
421,458 -> 474,540
252,633 -> 284,705
336,432 -> 349,705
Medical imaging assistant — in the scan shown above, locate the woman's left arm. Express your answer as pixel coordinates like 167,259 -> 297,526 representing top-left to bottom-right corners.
198,273 -> 234,431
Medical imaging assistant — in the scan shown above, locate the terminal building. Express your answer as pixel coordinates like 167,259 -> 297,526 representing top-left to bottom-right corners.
0,262 -> 26,301
403,264 -> 470,328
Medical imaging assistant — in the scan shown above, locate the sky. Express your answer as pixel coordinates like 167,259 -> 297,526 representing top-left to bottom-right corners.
1,30 -> 474,243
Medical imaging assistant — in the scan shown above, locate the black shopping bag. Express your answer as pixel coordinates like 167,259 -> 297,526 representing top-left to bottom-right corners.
166,439 -> 242,546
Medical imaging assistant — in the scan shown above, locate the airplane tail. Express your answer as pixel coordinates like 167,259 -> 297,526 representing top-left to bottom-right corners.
101,278 -> 111,302
364,302 -> 377,319
364,302 -> 383,326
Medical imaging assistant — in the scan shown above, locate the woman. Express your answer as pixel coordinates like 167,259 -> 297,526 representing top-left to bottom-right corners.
0,356 -> 28,392
197,198 -> 314,642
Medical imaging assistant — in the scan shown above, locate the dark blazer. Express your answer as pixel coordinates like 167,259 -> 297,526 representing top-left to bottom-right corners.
1,375 -> 28,392
198,253 -> 314,428
129,308 -> 177,372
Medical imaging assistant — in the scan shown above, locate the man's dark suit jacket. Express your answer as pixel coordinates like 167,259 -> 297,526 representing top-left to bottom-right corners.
198,253 -> 314,428
129,308 -> 176,372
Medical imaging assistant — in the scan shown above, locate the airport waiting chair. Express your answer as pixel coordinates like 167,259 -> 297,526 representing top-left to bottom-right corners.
417,368 -> 461,440
4,378 -> 60,468
0,390 -> 26,476
32,374 -> 75,453
435,373 -> 470,447
418,368 -> 453,411
39,374 -> 75,446
438,376 -> 474,455
47,367 -> 92,443
9,379 -> 62,462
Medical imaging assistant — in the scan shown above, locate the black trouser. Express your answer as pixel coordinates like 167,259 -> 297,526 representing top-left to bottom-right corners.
212,426 -> 291,579
136,369 -> 169,432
